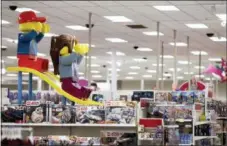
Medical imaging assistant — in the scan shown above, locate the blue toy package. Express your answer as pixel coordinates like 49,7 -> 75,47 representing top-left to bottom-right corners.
171,91 -> 182,103
181,91 -> 195,104
194,91 -> 205,103
131,91 -> 154,101
92,94 -> 104,103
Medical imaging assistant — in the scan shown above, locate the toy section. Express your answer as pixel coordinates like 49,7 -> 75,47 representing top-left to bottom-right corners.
1,2 -> 227,146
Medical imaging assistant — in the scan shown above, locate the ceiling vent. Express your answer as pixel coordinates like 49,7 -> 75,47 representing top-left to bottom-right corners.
126,24 -> 147,29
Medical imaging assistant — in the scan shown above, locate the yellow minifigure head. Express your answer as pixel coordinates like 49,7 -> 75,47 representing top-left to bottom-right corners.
18,11 -> 46,32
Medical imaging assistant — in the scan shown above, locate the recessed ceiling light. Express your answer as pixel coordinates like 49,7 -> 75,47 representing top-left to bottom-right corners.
1,60 -> 5,63
1,68 -> 6,74
133,58 -> 147,62
78,72 -> 84,75
125,76 -> 134,79
130,66 -> 140,69
178,61 -> 192,65
153,5 -> 180,11
169,42 -> 187,47
195,75 -> 205,78
90,64 -> 100,67
143,75 -> 152,78
91,70 -> 100,74
191,51 -> 208,55
7,56 -> 17,59
210,37 -> 226,42
177,76 -> 184,79
104,16 -> 133,22
152,64 -> 165,67
15,8 -> 40,13
6,74 -> 17,77
159,78 -> 166,80
216,14 -> 226,21
194,66 -> 205,69
81,43 -> 96,48
137,47 -> 153,52
107,61 -> 121,66
169,68 -> 181,72
208,58 -> 221,62
108,74 -> 120,77
128,72 -> 138,75
143,31 -> 164,36
185,23 -> 208,29
160,55 -> 174,59
2,20 -> 10,24
147,70 -> 156,73
205,77 -> 215,81
1,46 -> 7,49
106,51 -> 125,56
108,68 -> 121,72
105,38 -> 128,43
85,56 -> 97,59
164,73 -> 172,77
66,25 -> 88,30
44,33 -> 58,37
92,75 -> 102,78
37,53 -> 46,57
184,72 -> 194,75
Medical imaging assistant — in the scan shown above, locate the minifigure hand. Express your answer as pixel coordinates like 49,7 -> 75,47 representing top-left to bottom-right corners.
41,23 -> 50,33
73,44 -> 89,55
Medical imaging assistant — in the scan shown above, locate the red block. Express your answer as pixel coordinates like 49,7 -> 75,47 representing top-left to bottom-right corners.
17,54 -> 49,72
139,118 -> 163,128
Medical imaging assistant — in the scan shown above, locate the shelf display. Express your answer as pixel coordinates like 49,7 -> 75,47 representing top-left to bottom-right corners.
1,105 -> 25,123
131,91 -> 154,101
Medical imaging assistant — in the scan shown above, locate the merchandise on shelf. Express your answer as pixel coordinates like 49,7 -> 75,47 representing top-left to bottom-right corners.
75,105 -> 105,124
105,101 -> 136,124
91,94 -> 104,103
131,91 -> 154,101
207,99 -> 227,117
165,128 -> 180,145
50,105 -> 76,123
75,137 -> 100,145
100,131 -> 137,146
48,135 -> 78,146
34,136 -> 49,146
1,105 -> 25,123
154,91 -> 172,102
24,101 -> 48,123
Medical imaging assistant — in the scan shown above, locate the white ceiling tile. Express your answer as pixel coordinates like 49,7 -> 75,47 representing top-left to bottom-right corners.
64,1 -> 97,6
169,1 -> 198,5
41,1 -> 70,7
91,1 -> 120,6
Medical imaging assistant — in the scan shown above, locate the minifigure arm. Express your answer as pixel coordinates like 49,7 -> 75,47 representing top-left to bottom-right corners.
19,30 -> 38,42
76,54 -> 83,65
60,52 -> 81,65
35,33 -> 44,43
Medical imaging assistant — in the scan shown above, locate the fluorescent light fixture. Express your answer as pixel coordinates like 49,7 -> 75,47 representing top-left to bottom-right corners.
2,20 -> 10,24
107,61 -> 121,66
194,66 -> 205,69
3,38 -> 18,44
164,73 -> 172,77
105,38 -> 127,43
106,51 -> 125,56
153,5 -> 180,11
37,53 -> 46,57
169,42 -> 187,47
6,74 -> 17,77
208,58 -> 222,62
143,31 -> 164,36
177,76 -> 184,79
1,60 -> 5,63
92,75 -> 102,78
184,72 -> 194,75
91,70 -> 100,74
169,68 -> 181,72
7,56 -> 17,59
137,47 -> 153,52
104,16 -> 133,22
159,78 -> 166,80
133,58 -> 147,62
108,68 -> 121,72
210,37 -> 226,42
1,46 -> 7,49
205,77 -> 215,81
178,60 -> 192,65
44,33 -> 58,37
90,64 -> 100,67
1,68 -> 6,74
15,8 -> 40,13
152,63 -> 165,67
216,14 -> 226,21
108,74 -> 120,77
85,56 -> 97,59
191,51 -> 208,55
130,66 -> 140,69
143,75 -> 152,78
185,23 -> 208,29
128,72 -> 138,75
147,70 -> 156,73
66,25 -> 88,30
195,75 -> 205,78
160,55 -> 174,59
23,73 -> 29,75
79,76 -> 85,79
125,76 -> 134,79
78,72 -> 84,75
80,43 -> 96,47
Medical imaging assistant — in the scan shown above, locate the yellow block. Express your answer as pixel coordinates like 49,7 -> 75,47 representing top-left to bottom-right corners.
7,67 -> 102,106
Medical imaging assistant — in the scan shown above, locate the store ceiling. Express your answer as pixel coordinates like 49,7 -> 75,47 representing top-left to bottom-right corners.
1,1 -> 226,81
